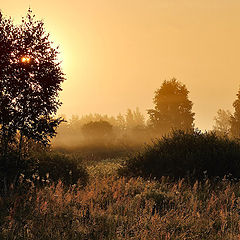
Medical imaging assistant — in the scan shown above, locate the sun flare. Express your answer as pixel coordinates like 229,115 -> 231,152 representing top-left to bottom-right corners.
21,56 -> 30,63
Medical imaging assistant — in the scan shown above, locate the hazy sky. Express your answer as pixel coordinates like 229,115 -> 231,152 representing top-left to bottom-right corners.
1,0 -> 240,130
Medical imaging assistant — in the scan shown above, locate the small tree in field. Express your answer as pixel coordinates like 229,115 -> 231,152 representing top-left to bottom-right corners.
147,78 -> 195,135
213,109 -> 231,136
82,120 -> 114,145
230,88 -> 240,138
0,10 -> 65,190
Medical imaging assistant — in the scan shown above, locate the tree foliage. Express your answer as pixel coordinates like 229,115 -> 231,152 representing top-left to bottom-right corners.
0,9 -> 64,148
81,120 -> 114,144
148,78 -> 195,135
0,9 -> 65,192
125,108 -> 145,129
231,88 -> 240,138
213,109 -> 231,136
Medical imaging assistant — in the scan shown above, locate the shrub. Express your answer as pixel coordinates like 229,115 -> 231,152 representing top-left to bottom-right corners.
0,150 -> 19,190
33,152 -> 88,186
0,150 -> 88,192
119,130 -> 240,180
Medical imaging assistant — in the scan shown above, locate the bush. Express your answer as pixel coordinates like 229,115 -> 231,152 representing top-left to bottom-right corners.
0,150 -> 20,190
0,134 -> 89,195
33,152 -> 88,186
119,130 -> 240,180
0,150 -> 88,192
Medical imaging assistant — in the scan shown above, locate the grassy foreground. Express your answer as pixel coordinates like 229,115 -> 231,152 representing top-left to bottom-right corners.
1,158 -> 240,240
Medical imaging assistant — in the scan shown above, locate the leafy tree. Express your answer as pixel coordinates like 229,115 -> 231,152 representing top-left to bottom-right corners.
133,107 -> 145,127
82,120 -> 114,144
125,108 -> 145,129
125,109 -> 135,129
147,78 -> 195,135
0,12 -> 17,154
0,10 -> 64,147
116,113 -> 126,131
213,109 -> 231,136
73,113 -> 117,127
0,10 -> 65,190
230,88 -> 240,138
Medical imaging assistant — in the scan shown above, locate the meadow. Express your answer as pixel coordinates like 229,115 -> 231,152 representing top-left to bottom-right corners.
1,5 -> 240,240
1,143 -> 240,240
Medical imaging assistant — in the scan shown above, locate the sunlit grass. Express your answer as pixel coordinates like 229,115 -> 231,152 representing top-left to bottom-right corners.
86,158 -> 125,179
1,169 -> 240,239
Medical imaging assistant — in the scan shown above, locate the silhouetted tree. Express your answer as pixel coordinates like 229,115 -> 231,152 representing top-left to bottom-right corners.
148,78 -> 194,135
116,113 -> 126,131
75,113 -> 117,127
0,10 -> 64,191
213,109 -> 231,136
125,109 -> 135,129
82,120 -> 114,144
133,107 -> 145,127
125,108 -> 145,129
0,10 -> 64,147
230,88 -> 240,138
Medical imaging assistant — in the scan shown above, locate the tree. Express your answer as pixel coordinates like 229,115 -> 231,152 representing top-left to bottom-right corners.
0,10 -> 65,190
82,120 -> 114,145
116,113 -> 126,131
125,109 -> 135,129
230,88 -> 240,138
125,108 -> 145,129
147,78 -> 194,135
133,107 -> 145,127
0,10 -> 64,147
213,109 -> 231,136
0,12 -> 18,154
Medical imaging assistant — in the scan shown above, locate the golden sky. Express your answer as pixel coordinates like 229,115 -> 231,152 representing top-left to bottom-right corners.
1,0 -> 240,130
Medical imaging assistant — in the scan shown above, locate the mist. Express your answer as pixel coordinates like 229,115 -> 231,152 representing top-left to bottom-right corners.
52,109 -> 153,156
1,0 -> 240,131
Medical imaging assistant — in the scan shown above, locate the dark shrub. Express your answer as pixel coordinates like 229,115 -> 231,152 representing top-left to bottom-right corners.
119,130 -> 240,180
0,150 -> 88,195
0,150 -> 19,190
33,152 -> 88,186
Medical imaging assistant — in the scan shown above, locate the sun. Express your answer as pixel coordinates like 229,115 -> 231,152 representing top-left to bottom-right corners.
21,56 -> 31,63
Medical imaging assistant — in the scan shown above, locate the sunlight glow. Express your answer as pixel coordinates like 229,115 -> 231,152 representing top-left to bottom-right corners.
21,56 -> 31,63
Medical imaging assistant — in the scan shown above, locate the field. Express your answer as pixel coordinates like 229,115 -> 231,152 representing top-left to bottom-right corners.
1,3 -> 240,240
1,153 -> 240,240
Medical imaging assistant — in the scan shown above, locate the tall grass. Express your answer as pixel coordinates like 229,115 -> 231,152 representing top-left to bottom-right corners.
1,176 -> 240,239
2,132 -> 240,239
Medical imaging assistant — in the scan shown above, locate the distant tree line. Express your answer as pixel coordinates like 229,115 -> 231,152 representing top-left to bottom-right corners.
53,79 -> 195,148
54,78 -> 240,148
213,88 -> 240,138
53,108 -> 150,148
